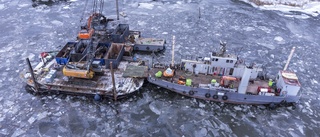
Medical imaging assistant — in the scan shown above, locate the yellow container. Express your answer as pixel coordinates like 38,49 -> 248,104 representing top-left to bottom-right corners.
63,66 -> 94,79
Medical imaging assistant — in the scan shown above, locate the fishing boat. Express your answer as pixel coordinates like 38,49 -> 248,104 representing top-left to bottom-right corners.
148,36 -> 300,108
20,1 -> 165,100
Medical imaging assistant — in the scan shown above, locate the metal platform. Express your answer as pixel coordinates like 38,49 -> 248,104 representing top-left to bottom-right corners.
134,38 -> 166,52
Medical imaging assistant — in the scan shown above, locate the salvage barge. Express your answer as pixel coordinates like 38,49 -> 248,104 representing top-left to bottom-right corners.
148,39 -> 300,108
22,55 -> 148,99
20,1 -> 165,100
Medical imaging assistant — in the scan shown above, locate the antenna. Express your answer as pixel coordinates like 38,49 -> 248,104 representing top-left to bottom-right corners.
283,47 -> 296,71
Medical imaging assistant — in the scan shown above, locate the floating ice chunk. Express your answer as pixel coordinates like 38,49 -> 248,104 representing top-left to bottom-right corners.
311,79 -> 318,85
244,26 -> 255,31
129,2 -> 139,8
5,100 -> 14,106
259,43 -> 275,50
11,128 -> 26,137
177,1 -> 183,5
258,26 -> 271,33
0,128 -> 9,136
199,102 -> 205,108
218,122 -> 232,133
28,116 -> 36,124
234,106 -> 242,111
162,32 -> 168,35
262,2 -> 320,17
37,111 -> 48,120
270,54 -> 274,59
195,128 -> 207,137
0,4 -> 5,10
149,102 -> 161,115
53,111 -> 63,117
0,116 -> 4,122
138,3 -> 154,10
137,21 -> 146,26
71,102 -> 81,107
18,3 -> 29,8
51,20 -> 63,26
284,14 -> 310,19
63,6 -> 70,9
28,53 -> 35,60
274,36 -> 286,44
274,36 -> 284,42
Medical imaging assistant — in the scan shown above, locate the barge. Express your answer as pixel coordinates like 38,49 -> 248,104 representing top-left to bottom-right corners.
20,1 -> 165,100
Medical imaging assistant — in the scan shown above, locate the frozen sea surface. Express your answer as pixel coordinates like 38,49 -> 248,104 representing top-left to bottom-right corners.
0,0 -> 319,136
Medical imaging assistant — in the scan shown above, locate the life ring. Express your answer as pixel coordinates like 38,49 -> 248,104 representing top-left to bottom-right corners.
189,90 -> 194,95
222,95 -> 228,100
205,93 -> 211,98
213,95 -> 218,99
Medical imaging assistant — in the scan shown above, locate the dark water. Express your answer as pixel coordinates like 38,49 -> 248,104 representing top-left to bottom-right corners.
0,0 -> 320,136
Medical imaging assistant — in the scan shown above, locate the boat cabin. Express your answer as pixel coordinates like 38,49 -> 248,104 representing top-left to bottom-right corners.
181,53 -> 262,80
276,71 -> 301,96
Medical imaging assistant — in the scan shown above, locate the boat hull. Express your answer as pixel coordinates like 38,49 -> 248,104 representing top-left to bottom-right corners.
148,76 -> 300,105
23,77 -> 144,99
21,58 -> 145,100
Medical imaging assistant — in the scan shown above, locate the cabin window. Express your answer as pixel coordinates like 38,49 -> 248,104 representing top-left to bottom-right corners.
212,58 -> 215,61
226,60 -> 229,63
277,75 -> 279,80
229,68 -> 234,75
216,59 -> 218,61
230,60 -> 233,63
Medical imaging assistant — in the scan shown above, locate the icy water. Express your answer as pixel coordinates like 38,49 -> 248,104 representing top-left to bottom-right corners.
1,0 -> 320,136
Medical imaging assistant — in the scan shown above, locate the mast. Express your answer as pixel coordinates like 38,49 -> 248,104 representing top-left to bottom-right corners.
110,62 -> 117,101
171,35 -> 175,67
283,47 -> 296,71
26,58 -> 39,92
116,0 -> 119,20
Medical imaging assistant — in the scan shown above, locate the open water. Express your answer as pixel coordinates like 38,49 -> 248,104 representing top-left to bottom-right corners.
0,0 -> 320,136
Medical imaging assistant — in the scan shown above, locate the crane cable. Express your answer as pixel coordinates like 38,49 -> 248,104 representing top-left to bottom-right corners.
92,0 -> 96,13
99,0 -> 104,15
80,0 -> 89,23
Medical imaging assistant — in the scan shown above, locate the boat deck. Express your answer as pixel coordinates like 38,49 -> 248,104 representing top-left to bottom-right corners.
24,59 -> 145,96
149,67 -> 271,95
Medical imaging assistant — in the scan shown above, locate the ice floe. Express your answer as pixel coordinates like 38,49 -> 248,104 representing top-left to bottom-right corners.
241,0 -> 320,17
138,3 -> 154,10
0,4 -> 5,10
